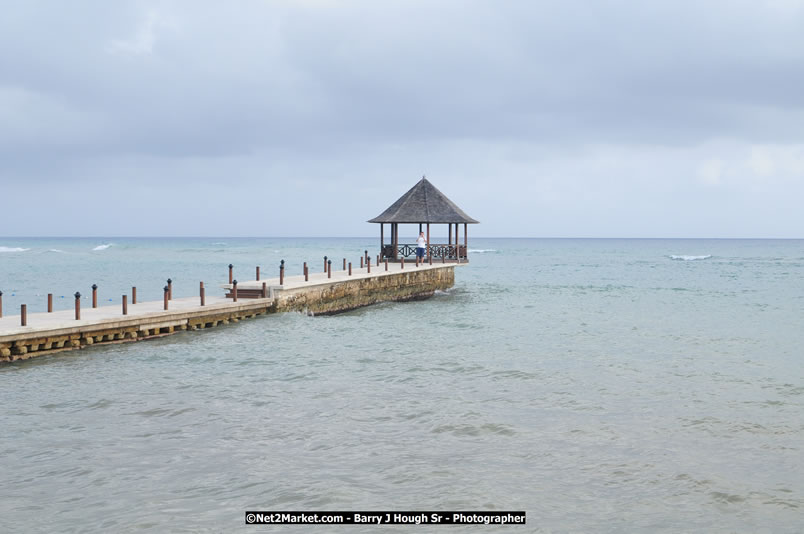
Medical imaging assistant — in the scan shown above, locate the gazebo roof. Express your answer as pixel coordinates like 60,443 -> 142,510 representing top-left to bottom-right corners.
368,177 -> 479,224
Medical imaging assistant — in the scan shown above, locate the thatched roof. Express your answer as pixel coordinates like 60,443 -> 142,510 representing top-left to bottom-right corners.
368,178 -> 479,224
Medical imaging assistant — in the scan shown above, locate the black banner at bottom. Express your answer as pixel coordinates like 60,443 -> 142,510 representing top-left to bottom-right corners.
245,511 -> 526,525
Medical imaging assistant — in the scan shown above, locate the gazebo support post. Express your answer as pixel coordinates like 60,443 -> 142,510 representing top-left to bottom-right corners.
464,223 -> 468,261
380,223 -> 384,259
456,223 -> 460,263
426,223 -> 430,262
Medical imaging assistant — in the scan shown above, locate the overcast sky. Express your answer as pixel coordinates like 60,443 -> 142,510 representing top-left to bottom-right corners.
1,0 -> 803,237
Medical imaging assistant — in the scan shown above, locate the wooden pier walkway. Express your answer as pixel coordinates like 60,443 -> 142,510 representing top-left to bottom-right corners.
0,261 -> 459,362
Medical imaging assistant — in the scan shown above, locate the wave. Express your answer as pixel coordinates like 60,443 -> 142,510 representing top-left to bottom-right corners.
0,246 -> 30,253
468,249 -> 497,253
92,244 -> 113,251
48,249 -> 65,253
669,254 -> 712,261
210,242 -> 227,246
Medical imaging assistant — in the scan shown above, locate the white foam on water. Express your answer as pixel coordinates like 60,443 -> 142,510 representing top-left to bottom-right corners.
92,244 -> 113,251
669,254 -> 712,261
468,249 -> 497,253
0,246 -> 30,253
48,249 -> 65,253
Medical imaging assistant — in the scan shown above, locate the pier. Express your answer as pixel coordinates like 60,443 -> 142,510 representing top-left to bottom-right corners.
1,177 -> 476,364
0,261 -> 460,363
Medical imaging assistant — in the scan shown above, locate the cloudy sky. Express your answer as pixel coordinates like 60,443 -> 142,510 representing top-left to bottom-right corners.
1,0 -> 803,237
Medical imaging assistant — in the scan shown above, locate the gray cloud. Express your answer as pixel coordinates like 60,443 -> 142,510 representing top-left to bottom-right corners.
1,0 -> 803,236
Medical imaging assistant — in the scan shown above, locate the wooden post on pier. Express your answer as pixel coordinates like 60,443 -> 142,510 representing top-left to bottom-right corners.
280,260 -> 285,286
262,282 -> 267,298
304,262 -> 308,282
232,280 -> 238,302
256,266 -> 260,281
167,279 -> 172,300
229,264 -> 233,284
163,286 -> 169,310
328,260 -> 332,278
348,262 -> 352,276
20,304 -> 27,326
0,290 -> 3,318
48,293 -> 53,313
122,295 -> 128,315
360,256 -> 364,268
385,258 -> 388,271
324,256 -> 327,273
200,282 -> 205,306
92,284 -> 98,308
132,287 -> 137,304
74,292 -> 81,320
367,257 -> 371,273
343,258 -> 346,270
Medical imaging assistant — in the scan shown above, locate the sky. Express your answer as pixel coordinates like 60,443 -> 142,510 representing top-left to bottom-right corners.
1,0 -> 803,238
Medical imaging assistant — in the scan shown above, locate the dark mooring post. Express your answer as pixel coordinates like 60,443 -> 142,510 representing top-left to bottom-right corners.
132,286 -> 137,304
280,260 -> 285,286
365,250 -> 368,265
167,278 -> 172,300
256,266 -> 260,281
122,295 -> 128,315
92,284 -> 98,308
367,256 -> 371,273
376,254 -> 379,266
232,280 -> 238,302
74,292 -> 81,320
0,290 -> 3,318
385,258 -> 388,271
262,282 -> 267,298
360,256 -> 364,268
228,264 -> 233,284
328,260 -> 332,278
348,262 -> 352,276
323,256 -> 328,273
20,304 -> 27,326
304,262 -> 308,282
163,286 -> 169,310
48,293 -> 53,313
200,281 -> 205,306
343,258 -> 346,271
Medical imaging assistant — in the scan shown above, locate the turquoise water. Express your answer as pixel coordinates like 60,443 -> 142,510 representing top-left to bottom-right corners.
1,238 -> 802,532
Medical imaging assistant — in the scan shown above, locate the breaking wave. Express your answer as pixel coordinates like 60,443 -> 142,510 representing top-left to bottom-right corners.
669,254 -> 712,261
0,246 -> 30,253
92,244 -> 113,251
468,249 -> 497,253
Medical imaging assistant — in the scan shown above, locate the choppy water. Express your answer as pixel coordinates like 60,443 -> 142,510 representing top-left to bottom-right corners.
1,238 -> 802,533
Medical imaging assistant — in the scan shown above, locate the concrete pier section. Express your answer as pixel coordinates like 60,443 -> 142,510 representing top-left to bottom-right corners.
0,262 -> 459,363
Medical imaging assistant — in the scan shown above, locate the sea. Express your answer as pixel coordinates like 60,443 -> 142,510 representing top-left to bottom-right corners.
0,237 -> 802,533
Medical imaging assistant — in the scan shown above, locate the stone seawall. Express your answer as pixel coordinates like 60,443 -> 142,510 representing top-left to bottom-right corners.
275,265 -> 455,315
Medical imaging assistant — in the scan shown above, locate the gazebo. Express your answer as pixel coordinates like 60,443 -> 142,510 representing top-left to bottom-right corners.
368,177 -> 479,262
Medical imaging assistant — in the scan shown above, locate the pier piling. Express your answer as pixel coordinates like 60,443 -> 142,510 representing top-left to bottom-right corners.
21,304 -> 27,326
304,262 -> 308,282
343,258 -> 346,270
0,290 -> 3,318
328,260 -> 332,278
256,266 -> 260,281
132,287 -> 137,304
229,264 -> 233,284
122,295 -> 128,315
163,286 -> 169,310
48,293 -> 53,313
167,279 -> 172,300
349,262 -> 352,276
280,260 -> 285,286
200,282 -> 205,306
232,280 -> 238,302
74,292 -> 81,320
92,284 -> 98,308
367,257 -> 371,273
262,282 -> 267,298
360,257 -> 364,268
324,256 -> 328,273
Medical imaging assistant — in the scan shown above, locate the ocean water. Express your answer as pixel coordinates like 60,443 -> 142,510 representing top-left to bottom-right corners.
0,237 -> 802,533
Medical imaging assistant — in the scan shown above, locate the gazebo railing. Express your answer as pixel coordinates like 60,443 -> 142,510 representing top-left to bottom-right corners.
382,244 -> 467,260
